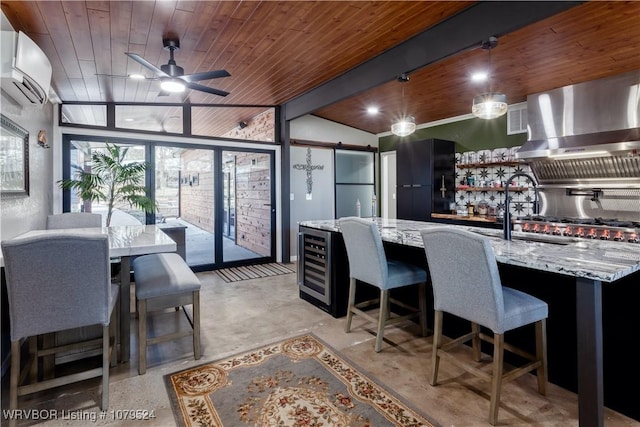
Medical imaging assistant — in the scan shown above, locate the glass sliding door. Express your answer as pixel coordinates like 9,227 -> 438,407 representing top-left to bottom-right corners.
221,149 -> 274,263
222,157 -> 235,240
155,146 -> 215,268
63,135 -> 276,270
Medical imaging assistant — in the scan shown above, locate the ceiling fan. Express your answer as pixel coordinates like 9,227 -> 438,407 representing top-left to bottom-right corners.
113,37 -> 230,97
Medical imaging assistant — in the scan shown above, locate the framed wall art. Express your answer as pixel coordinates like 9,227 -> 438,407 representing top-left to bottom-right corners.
1,114 -> 29,197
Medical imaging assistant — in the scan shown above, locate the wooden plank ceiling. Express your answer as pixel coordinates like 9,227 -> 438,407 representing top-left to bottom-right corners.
1,1 -> 639,137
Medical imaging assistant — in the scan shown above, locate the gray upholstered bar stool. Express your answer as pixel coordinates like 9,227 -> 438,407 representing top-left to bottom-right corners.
46,212 -> 102,229
420,227 -> 548,425
132,253 -> 201,374
2,234 -> 119,427
339,217 -> 428,352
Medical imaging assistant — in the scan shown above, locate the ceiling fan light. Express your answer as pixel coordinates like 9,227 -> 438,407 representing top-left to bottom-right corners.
160,79 -> 186,93
391,116 -> 416,137
472,92 -> 508,119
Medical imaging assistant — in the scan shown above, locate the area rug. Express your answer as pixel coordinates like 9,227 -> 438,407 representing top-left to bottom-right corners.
165,334 -> 437,427
214,262 -> 295,283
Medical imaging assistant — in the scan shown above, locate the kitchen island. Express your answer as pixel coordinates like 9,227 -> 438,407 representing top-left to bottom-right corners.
298,218 -> 640,427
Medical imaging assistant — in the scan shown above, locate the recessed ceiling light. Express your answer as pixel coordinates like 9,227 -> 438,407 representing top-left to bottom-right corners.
471,71 -> 488,82
366,106 -> 379,115
128,74 -> 146,80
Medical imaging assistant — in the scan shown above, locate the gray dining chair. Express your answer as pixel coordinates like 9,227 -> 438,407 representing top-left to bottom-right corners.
339,217 -> 428,352
1,233 -> 119,426
47,212 -> 102,229
420,227 -> 548,425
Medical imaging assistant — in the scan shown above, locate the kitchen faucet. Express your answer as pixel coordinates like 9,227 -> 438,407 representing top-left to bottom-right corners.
503,172 -> 539,240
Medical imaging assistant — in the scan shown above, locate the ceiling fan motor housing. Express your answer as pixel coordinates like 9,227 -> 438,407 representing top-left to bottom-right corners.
161,63 -> 184,77
163,38 -> 180,50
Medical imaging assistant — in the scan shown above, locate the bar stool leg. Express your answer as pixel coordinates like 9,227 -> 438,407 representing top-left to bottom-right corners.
375,290 -> 389,352
418,282 -> 428,337
345,278 -> 357,333
430,310 -> 443,386
193,291 -> 201,360
101,325 -> 110,409
138,298 -> 147,375
9,341 -> 20,427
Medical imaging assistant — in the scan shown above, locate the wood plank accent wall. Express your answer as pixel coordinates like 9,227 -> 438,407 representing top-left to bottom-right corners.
210,108 -> 275,141
179,150 -> 214,233
234,152 -> 271,257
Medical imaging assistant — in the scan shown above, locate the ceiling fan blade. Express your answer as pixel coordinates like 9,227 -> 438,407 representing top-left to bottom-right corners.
157,90 -> 170,97
181,69 -> 230,82
125,53 -> 169,77
95,73 -> 129,79
185,82 -> 230,97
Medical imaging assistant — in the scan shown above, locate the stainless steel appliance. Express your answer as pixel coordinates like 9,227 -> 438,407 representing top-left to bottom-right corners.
297,226 -> 350,317
298,226 -> 332,306
515,215 -> 639,244
514,70 -> 640,233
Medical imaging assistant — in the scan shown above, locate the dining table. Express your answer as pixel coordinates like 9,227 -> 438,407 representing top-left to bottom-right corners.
1,224 -> 177,363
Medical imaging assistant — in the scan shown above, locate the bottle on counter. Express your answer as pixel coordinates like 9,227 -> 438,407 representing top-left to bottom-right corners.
371,194 -> 377,218
356,199 -> 361,217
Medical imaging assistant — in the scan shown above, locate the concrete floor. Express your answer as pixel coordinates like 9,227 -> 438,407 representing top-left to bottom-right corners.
163,218 -> 262,266
2,269 -> 639,426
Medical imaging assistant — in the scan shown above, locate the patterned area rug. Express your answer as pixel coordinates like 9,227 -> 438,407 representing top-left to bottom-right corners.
165,334 -> 437,427
214,263 -> 295,283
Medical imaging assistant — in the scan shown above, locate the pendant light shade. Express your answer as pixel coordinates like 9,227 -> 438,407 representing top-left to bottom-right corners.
472,37 -> 507,120
391,73 -> 416,137
472,92 -> 507,119
391,116 -> 416,137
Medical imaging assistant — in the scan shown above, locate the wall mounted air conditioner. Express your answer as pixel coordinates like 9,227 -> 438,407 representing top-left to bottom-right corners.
1,30 -> 52,107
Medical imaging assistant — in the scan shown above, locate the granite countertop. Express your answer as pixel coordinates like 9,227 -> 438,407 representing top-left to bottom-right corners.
299,218 -> 640,283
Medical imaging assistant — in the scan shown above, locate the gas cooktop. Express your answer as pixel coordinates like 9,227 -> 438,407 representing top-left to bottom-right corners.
515,215 -> 640,243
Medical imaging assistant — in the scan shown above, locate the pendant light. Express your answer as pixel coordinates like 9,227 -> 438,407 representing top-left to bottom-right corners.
472,37 -> 507,120
391,73 -> 416,137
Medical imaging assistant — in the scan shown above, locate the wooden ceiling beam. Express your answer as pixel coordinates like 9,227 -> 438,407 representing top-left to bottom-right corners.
284,1 -> 582,121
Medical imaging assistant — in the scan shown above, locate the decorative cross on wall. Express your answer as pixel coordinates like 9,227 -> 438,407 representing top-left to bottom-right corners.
293,147 -> 324,196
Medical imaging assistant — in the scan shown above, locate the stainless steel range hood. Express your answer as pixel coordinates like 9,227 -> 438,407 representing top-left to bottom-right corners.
517,70 -> 640,187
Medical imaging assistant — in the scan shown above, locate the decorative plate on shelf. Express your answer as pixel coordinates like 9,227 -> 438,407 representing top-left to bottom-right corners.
462,151 -> 476,165
477,149 -> 492,164
492,148 -> 508,162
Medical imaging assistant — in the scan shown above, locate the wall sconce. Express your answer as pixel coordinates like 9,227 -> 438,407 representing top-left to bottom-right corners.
37,130 -> 49,148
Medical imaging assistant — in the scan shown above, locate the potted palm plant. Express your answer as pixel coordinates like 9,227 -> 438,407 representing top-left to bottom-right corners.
59,143 -> 157,226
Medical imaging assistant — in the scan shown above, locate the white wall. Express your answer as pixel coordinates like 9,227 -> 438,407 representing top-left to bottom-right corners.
289,146 -> 334,258
381,151 -> 397,219
0,93 -> 54,241
291,115 -> 378,147
288,115 -> 378,258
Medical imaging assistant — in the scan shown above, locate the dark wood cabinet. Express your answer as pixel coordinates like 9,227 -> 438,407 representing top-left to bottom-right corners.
397,186 -> 432,221
396,138 -> 455,221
